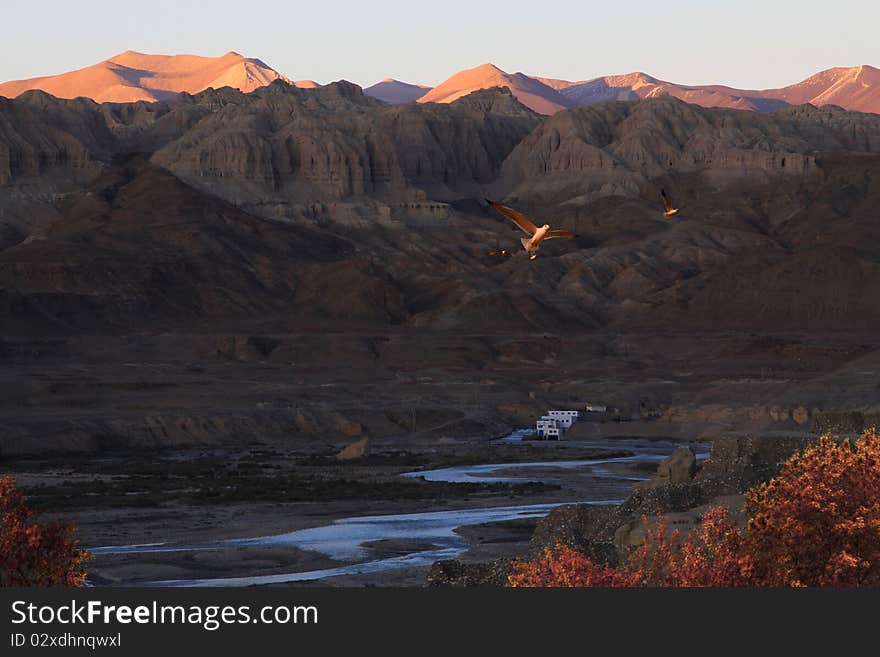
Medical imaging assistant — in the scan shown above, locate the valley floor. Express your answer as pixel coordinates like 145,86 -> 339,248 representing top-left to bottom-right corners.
2,327 -> 876,585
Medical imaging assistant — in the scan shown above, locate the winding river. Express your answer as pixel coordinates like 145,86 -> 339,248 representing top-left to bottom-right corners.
89,433 -> 705,586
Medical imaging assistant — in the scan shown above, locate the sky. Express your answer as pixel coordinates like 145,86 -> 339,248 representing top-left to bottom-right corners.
2,0 -> 878,88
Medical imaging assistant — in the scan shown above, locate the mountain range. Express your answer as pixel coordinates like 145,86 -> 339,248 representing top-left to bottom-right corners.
2,53 -> 880,116
405,63 -> 880,115
2,52 -> 879,115
3,72 -> 880,453
3,79 -> 880,333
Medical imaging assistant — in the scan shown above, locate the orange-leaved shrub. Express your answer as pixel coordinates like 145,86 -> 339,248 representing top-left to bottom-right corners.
0,476 -> 90,586
507,544 -> 642,587
509,429 -> 880,587
509,506 -> 750,588
745,430 -> 880,586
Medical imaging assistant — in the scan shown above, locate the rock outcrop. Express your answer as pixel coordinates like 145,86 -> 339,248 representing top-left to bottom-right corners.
152,84 -> 538,204
812,410 -> 880,435
634,446 -> 698,489
425,558 -> 514,587
528,504 -> 621,565
500,97 -> 880,202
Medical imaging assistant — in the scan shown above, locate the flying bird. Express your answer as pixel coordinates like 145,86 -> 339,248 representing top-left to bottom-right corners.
485,199 -> 576,260
660,189 -> 679,218
487,242 -> 514,258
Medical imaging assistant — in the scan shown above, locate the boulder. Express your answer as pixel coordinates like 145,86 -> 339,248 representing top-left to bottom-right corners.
635,446 -> 697,489
658,446 -> 698,483
335,436 -> 370,461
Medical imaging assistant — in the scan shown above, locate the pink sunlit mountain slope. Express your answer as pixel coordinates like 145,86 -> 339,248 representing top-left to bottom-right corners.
411,64 -> 880,115
3,54 -> 879,115
552,67 -> 880,113
0,51 -> 295,103
757,65 -> 880,113
554,72 -> 789,112
418,63 -> 569,114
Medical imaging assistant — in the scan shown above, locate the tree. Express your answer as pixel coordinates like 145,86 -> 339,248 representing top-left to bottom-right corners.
745,429 -> 880,586
0,476 -> 89,587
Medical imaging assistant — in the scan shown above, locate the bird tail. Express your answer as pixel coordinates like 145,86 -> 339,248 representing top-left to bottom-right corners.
520,237 -> 531,251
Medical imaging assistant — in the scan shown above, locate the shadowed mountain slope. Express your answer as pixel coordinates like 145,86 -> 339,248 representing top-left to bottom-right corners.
364,79 -> 431,104
3,84 -> 880,336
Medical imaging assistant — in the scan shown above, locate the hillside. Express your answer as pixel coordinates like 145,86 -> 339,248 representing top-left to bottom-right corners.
0,51 -> 292,103
3,84 -> 880,334
364,79 -> 431,104
419,63 -> 570,114
410,64 -> 880,115
758,65 -> 880,113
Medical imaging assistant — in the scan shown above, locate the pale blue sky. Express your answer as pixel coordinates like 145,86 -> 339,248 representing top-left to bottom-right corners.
2,0 -> 878,88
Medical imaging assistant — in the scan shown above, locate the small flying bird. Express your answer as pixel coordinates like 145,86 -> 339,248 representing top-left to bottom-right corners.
485,199 -> 577,260
660,189 -> 680,218
487,245 -> 514,257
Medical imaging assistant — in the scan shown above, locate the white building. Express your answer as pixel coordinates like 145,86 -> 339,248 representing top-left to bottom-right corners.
546,410 -> 579,429
536,417 -> 557,438
536,410 -> 580,439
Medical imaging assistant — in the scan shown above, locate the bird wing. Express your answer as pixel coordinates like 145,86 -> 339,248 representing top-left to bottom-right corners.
486,199 -> 538,236
545,230 -> 577,240
660,189 -> 674,212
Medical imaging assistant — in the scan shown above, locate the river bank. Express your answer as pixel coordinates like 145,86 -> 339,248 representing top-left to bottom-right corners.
7,433 -> 704,586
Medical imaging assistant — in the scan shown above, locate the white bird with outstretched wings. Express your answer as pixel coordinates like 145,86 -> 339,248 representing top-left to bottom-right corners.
486,199 -> 576,259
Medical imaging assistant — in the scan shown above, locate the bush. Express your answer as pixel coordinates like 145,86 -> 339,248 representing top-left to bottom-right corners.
745,430 -> 880,586
0,476 -> 89,587
510,507 -> 750,587
508,544 -> 641,587
509,429 -> 880,587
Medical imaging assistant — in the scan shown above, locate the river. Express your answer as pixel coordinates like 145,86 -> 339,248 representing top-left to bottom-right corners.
89,433 -> 705,586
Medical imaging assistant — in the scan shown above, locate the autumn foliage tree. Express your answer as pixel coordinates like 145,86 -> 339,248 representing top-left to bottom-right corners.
745,430 -> 880,586
0,476 -> 89,587
509,429 -> 880,588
